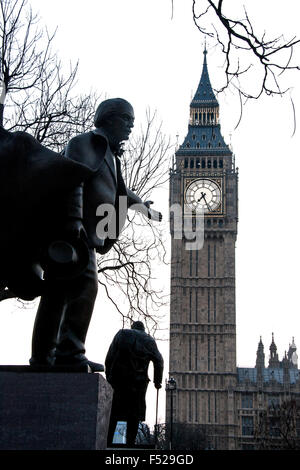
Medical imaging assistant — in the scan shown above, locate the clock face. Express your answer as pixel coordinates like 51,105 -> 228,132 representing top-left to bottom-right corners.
185,178 -> 221,213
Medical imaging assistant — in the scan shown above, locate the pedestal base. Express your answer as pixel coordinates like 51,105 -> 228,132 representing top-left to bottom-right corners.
0,370 -> 112,450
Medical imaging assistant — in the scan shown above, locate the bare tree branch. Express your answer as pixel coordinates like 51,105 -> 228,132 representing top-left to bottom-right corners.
191,0 -> 300,100
0,1 -> 172,332
255,398 -> 300,450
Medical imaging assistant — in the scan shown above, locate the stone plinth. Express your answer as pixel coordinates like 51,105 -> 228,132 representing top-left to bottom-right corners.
0,370 -> 112,450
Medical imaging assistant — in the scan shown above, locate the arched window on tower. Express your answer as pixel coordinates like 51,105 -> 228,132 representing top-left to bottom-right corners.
201,159 -> 206,168
213,160 -> 217,168
190,159 -> 194,169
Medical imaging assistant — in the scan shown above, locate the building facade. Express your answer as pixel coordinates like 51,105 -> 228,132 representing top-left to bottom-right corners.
167,49 -> 300,450
236,336 -> 300,450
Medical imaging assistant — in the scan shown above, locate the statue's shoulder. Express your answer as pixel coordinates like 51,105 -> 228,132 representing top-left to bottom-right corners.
10,130 -> 39,147
68,131 -> 107,151
68,131 -> 94,146
0,130 -> 43,157
117,329 -> 138,346
118,328 -> 132,338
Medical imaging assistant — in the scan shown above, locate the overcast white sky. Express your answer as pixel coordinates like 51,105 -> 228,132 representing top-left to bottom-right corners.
1,0 -> 300,428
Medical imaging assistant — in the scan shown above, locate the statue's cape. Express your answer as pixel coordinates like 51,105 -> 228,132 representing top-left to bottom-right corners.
0,127 -> 95,298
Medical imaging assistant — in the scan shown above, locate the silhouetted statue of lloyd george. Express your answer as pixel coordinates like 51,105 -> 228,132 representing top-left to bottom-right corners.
105,321 -> 163,447
29,98 -> 163,371
0,97 -> 161,371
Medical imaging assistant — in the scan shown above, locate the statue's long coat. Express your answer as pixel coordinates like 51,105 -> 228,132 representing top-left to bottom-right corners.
105,329 -> 164,421
64,128 -> 129,254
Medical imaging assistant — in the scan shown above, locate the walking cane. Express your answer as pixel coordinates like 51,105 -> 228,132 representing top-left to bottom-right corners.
154,388 -> 159,449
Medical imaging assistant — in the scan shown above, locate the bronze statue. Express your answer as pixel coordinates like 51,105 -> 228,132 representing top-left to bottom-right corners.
25,98 -> 162,371
105,321 -> 164,447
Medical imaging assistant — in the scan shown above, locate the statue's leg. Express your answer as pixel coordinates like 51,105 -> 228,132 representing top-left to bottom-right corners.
54,249 -> 98,365
30,284 -> 66,366
126,417 -> 139,447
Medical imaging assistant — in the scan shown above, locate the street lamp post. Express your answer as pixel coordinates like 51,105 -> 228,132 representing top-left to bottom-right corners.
165,377 -> 176,450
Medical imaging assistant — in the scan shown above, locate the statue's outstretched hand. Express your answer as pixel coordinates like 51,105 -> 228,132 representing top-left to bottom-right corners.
144,201 -> 162,222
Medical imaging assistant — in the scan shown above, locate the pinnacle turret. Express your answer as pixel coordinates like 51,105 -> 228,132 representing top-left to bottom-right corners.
256,336 -> 265,369
288,337 -> 298,368
269,333 -> 280,368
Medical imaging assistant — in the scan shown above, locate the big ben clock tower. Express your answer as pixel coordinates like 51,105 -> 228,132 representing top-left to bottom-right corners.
168,49 -> 238,450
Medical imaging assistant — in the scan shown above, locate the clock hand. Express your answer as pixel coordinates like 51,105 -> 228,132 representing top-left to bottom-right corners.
197,192 -> 206,202
202,193 -> 211,211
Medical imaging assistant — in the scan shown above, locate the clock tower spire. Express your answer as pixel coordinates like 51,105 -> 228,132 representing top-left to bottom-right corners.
177,48 -> 231,159
168,49 -> 238,450
189,47 -> 219,125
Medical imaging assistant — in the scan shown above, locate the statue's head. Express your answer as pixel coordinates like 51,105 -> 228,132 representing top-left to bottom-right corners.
131,321 -> 145,331
94,98 -> 134,150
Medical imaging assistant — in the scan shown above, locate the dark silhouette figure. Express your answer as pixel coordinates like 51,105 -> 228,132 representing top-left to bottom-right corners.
105,321 -> 164,447
26,98 -> 162,371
